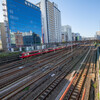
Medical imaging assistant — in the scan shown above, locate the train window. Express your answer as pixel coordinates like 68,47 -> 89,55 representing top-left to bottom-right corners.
48,48 -> 52,50
39,51 -> 41,53
24,53 -> 29,56
29,51 -> 39,55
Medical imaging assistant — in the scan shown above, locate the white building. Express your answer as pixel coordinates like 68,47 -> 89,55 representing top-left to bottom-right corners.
61,25 -> 72,42
72,32 -> 82,41
96,31 -> 100,40
53,3 -> 61,43
36,0 -> 61,43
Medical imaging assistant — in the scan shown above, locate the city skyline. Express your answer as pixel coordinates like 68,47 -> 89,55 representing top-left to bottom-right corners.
0,0 -> 100,37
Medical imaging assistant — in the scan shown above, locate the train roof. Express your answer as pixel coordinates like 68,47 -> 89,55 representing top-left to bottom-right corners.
22,50 -> 40,54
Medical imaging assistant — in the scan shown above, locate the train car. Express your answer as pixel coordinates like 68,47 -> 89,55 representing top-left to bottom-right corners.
19,45 -> 75,59
19,50 -> 41,59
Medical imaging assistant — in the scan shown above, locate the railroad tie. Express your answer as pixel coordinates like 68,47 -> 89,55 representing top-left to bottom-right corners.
72,91 -> 78,97
55,81 -> 59,84
46,89 -> 50,93
70,98 -> 75,100
43,92 -> 48,95
36,98 -> 41,100
74,89 -> 79,93
57,79 -> 60,82
73,92 -> 78,95
51,85 -> 55,88
39,95 -> 45,99
71,95 -> 77,99
53,83 -> 57,86
48,87 -> 53,90
42,93 -> 47,97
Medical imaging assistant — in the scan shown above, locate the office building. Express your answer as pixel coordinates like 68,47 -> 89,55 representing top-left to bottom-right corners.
33,33 -> 41,44
72,33 -> 76,41
23,35 -> 34,46
61,25 -> 72,42
22,31 -> 41,46
2,0 -> 42,51
37,0 -> 61,43
0,29 -> 2,50
72,33 -> 82,41
0,23 -> 7,51
53,3 -> 62,43
96,31 -> 100,40
14,32 -> 23,47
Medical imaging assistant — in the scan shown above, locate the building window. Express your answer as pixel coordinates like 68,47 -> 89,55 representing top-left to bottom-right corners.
25,1 -> 27,5
9,10 -> 13,14
10,15 -> 19,20
28,3 -> 30,6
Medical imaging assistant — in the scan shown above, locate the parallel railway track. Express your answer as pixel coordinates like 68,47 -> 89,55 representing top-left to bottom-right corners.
10,46 -> 88,100
0,45 -> 86,99
61,46 -> 96,100
0,48 -> 66,73
0,45 -> 95,100
0,47 -> 77,89
33,47 -> 90,100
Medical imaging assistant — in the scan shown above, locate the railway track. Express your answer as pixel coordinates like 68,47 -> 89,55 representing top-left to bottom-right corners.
0,45 -> 82,88
9,46 -> 89,100
17,49 -> 86,100
0,54 -> 20,65
0,48 -> 66,73
60,47 -> 95,100
33,47 -> 90,100
0,47 -> 77,89
0,45 -> 85,100
81,47 -> 97,100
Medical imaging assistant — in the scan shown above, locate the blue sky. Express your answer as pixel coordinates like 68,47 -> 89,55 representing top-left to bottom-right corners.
0,0 -> 100,37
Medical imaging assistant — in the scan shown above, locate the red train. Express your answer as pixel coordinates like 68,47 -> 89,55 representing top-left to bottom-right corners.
19,44 -> 78,59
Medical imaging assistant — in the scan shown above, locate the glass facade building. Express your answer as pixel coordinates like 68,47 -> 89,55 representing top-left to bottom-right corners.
3,0 -> 42,49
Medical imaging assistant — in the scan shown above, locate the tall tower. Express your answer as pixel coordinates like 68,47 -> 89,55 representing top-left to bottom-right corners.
2,0 -> 10,50
37,0 -> 61,43
53,2 -> 61,43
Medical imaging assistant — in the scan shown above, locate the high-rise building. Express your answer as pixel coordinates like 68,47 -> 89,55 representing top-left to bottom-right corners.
61,25 -> 72,42
36,0 -> 61,43
2,0 -> 42,51
53,3 -> 61,43
0,23 -> 7,51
